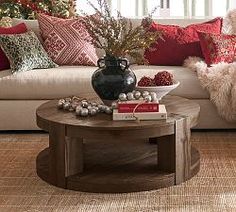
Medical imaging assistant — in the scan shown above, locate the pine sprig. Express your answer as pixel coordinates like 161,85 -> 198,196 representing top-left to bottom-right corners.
82,0 -> 161,64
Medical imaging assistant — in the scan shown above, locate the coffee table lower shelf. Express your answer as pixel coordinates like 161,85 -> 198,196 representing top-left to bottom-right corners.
36,146 -> 200,193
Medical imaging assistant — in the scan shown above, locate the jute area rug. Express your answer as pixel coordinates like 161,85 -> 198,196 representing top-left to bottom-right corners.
0,131 -> 235,212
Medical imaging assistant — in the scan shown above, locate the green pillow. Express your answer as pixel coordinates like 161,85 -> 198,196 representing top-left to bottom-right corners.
0,30 -> 58,74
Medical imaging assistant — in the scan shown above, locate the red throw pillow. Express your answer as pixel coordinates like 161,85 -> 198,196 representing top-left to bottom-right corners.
198,32 -> 236,65
144,18 -> 223,66
0,23 -> 27,71
37,14 -> 98,66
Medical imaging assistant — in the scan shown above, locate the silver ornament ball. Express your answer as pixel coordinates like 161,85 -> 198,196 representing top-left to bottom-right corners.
75,106 -> 83,116
127,92 -> 135,100
89,108 -> 97,116
104,106 -> 112,114
63,102 -> 71,110
81,101 -> 89,108
57,101 -> 64,109
93,106 -> 99,112
80,108 -> 89,117
134,91 -> 141,100
91,102 -> 98,107
101,105 -> 107,112
98,104 -> 104,111
111,101 -> 118,109
150,92 -> 157,100
142,91 -> 150,98
144,95 -> 152,102
119,93 -> 127,101
59,99 -> 65,103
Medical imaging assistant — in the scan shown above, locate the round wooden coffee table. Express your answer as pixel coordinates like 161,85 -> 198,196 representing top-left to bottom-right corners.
36,95 -> 200,193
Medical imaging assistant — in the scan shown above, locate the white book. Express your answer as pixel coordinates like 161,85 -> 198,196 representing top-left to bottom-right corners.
113,105 -> 167,121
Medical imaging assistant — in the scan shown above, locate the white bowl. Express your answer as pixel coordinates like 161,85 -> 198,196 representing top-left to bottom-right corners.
136,81 -> 180,100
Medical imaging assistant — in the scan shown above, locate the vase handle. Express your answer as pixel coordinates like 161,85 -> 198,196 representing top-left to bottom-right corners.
97,58 -> 105,68
119,58 -> 129,70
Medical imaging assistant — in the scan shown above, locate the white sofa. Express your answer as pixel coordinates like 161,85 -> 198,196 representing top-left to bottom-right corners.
0,18 -> 235,130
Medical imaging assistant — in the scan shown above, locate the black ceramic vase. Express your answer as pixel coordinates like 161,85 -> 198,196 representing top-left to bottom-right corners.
92,55 -> 137,105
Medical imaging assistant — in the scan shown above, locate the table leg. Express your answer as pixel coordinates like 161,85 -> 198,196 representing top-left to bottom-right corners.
48,123 -> 84,188
48,123 -> 67,188
174,115 -> 191,184
157,115 -> 191,184
65,137 -> 84,177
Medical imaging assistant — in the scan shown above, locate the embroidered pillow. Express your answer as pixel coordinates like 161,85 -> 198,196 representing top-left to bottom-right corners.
37,14 -> 98,66
0,31 -> 58,74
198,32 -> 236,65
144,18 -> 223,66
0,23 -> 27,71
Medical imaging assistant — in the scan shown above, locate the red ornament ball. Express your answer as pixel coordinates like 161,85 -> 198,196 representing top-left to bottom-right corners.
154,71 -> 173,86
138,76 -> 155,87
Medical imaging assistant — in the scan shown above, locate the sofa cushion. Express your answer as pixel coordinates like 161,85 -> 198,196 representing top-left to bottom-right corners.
0,65 -> 209,100
0,66 -> 97,100
37,14 -> 98,66
198,32 -> 236,65
0,31 -> 58,74
0,23 -> 28,71
144,18 -> 223,66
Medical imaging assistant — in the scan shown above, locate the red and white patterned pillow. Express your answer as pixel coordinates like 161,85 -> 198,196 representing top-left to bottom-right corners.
198,31 -> 236,65
37,14 -> 98,66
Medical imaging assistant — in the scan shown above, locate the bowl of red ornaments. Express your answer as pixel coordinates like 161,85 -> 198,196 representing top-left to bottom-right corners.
136,71 -> 180,100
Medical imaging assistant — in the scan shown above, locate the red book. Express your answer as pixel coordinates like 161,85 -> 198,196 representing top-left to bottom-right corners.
118,101 -> 159,113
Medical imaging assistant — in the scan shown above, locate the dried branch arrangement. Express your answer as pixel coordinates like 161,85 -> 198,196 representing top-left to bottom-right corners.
82,0 -> 161,64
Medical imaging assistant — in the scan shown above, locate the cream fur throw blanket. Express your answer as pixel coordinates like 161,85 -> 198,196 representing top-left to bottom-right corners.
222,9 -> 236,34
184,57 -> 236,122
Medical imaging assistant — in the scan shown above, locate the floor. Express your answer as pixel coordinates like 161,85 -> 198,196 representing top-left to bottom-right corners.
0,131 -> 235,212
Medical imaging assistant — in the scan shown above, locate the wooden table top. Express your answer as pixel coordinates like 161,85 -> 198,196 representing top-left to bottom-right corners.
36,95 -> 200,132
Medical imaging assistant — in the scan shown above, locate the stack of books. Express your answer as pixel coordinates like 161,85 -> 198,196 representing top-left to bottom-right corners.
113,100 -> 167,121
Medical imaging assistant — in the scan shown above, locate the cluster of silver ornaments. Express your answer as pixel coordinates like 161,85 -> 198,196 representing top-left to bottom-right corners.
118,90 -> 158,103
57,91 -> 158,118
57,97 -> 113,117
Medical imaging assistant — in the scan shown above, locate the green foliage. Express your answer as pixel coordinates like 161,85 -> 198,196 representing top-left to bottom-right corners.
0,3 -> 27,19
52,0 -> 72,18
0,0 -> 72,20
